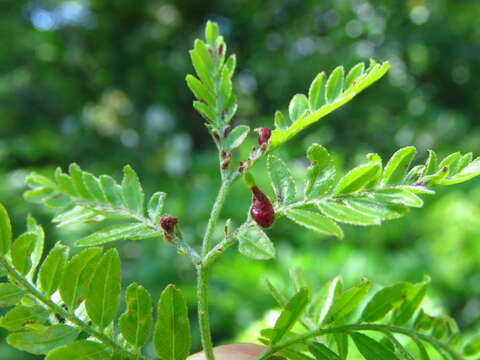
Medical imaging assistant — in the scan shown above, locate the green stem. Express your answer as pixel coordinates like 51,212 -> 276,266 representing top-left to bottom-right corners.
197,179 -> 232,360
201,179 -> 232,256
1,259 -> 141,359
197,266 -> 215,360
255,323 -> 463,360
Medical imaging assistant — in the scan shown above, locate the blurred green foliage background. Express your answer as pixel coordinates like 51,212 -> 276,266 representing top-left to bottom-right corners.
1,0 -> 480,358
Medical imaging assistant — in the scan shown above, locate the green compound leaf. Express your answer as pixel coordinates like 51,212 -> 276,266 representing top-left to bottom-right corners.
45,341 -> 111,360
238,225 -> 275,260
59,247 -> 103,311
270,61 -> 390,149
38,243 -> 69,297
0,284 -> 25,306
119,282 -> 153,348
350,332 -> 399,360
7,324 -> 79,355
268,155 -> 296,205
0,203 -> 12,256
121,165 -> 145,215
285,208 -> 343,239
271,288 -> 309,344
154,284 -> 191,360
85,249 -> 121,329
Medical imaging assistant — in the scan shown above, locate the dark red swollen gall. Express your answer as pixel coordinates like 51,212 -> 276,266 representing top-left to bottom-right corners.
250,186 -> 275,228
160,215 -> 178,234
258,128 -> 272,145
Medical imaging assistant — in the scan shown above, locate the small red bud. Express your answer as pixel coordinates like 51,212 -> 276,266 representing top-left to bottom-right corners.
250,186 -> 275,228
221,159 -> 231,170
258,128 -> 271,145
221,150 -> 228,160
218,44 -> 224,55
160,215 -> 178,234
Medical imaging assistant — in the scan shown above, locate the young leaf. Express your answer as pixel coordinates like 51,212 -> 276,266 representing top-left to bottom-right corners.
119,282 -> 153,348
350,332 -> 399,360
122,165 -> 145,215
361,282 -> 414,322
39,243 -> 69,297
225,125 -> 250,151
317,201 -> 380,226
85,249 -> 121,329
0,203 -> 12,256
334,162 -> 381,195
148,192 -> 166,224
289,94 -> 309,122
237,225 -> 275,260
0,284 -> 25,306
383,146 -> 417,185
205,20 -> 220,46
325,66 -> 345,103
60,247 -> 103,311
309,342 -> 341,360
75,223 -> 149,247
308,73 -> 326,111
0,305 -> 49,331
11,232 -> 37,275
437,156 -> 480,185
268,155 -> 296,205
7,324 -> 79,355
26,217 -> 44,280
186,74 -> 216,107
154,284 -> 191,360
45,341 -> 111,360
270,62 -> 390,149
271,288 -> 309,344
285,209 -> 343,239
275,111 -> 288,130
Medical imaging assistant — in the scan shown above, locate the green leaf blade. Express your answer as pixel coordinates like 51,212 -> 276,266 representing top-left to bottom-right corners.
268,155 -> 296,205
45,340 -> 111,360
0,203 -> 12,256
121,165 -> 145,215
154,284 -> 191,360
119,282 -> 153,348
85,249 -> 121,329
237,225 -> 275,260
285,209 -> 343,239
350,332 -> 399,360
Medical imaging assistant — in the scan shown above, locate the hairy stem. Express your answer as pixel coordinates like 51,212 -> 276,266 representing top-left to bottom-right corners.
197,179 -> 232,360
1,259 -> 142,359
256,323 -> 463,360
